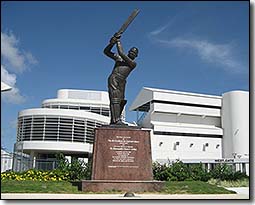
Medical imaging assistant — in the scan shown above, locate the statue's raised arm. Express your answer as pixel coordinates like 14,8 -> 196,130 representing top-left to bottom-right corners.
103,35 -> 121,61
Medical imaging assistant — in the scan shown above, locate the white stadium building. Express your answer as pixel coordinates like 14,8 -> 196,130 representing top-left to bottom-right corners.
14,89 -> 111,169
130,87 -> 249,174
13,87 -> 249,174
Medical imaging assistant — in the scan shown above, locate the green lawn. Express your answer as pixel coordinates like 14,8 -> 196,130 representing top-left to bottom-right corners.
1,180 -> 82,194
208,178 -> 249,187
161,181 -> 236,194
1,180 -> 235,194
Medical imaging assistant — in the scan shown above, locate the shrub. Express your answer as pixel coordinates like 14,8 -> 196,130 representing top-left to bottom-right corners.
152,162 -> 171,181
209,164 -> 249,181
170,160 -> 190,181
55,153 -> 92,181
189,163 -> 211,182
209,164 -> 232,180
233,171 -> 249,180
68,158 -> 91,181
152,161 -> 249,182
153,160 -> 190,181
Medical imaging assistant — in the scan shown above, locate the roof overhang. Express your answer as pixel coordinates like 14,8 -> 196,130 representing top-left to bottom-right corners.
129,87 -> 222,112
129,87 -> 153,111
1,82 -> 12,92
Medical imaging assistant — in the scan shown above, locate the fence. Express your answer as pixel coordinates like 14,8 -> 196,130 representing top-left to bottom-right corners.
12,154 -> 59,172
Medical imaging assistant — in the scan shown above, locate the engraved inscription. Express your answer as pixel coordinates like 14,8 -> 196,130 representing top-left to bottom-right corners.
108,135 -> 139,167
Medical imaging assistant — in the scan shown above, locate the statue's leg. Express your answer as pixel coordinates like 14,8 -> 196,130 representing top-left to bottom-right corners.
110,98 -> 121,124
120,99 -> 127,118
119,80 -> 127,120
108,75 -> 126,124
109,103 -> 114,124
108,75 -> 120,124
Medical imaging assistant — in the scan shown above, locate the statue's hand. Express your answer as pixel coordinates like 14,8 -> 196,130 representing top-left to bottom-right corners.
110,36 -> 118,44
114,33 -> 121,39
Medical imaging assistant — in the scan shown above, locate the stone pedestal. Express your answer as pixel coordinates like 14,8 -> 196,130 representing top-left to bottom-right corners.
81,126 -> 164,192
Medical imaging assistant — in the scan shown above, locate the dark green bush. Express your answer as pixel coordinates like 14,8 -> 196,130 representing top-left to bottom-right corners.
170,160 -> 190,181
209,164 -> 248,181
152,161 -> 248,182
68,158 -> 91,181
189,163 -> 211,182
152,162 -> 171,181
153,160 -> 190,181
233,171 -> 249,180
55,153 -> 91,181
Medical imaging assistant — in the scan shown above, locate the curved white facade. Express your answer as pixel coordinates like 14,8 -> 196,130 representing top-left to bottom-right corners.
15,89 -> 110,160
222,91 -> 249,158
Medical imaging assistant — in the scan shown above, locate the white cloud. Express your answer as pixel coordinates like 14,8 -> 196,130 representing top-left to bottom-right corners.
150,21 -> 172,36
2,87 -> 26,104
1,31 -> 37,73
1,65 -> 26,104
149,22 -> 244,73
24,51 -> 38,65
149,14 -> 180,37
10,119 -> 18,129
1,31 -> 37,104
156,38 -> 242,73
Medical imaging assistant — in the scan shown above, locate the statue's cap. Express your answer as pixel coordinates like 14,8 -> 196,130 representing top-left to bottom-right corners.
129,47 -> 138,54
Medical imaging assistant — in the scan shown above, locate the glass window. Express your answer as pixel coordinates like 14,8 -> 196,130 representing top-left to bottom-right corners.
52,105 -> 59,109
80,106 -> 90,110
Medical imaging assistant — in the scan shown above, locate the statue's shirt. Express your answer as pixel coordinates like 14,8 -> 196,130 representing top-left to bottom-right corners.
111,59 -> 134,80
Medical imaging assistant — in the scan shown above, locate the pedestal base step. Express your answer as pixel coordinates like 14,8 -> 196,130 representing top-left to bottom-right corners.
81,180 -> 164,192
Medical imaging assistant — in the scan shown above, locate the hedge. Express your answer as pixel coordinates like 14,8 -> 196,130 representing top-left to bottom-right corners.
153,160 -> 248,182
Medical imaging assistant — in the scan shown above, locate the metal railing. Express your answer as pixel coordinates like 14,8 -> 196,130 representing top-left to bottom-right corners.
11,154 -> 59,172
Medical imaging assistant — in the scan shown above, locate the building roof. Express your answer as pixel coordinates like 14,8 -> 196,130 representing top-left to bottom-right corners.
1,82 -> 12,92
129,87 -> 222,111
42,89 -> 110,106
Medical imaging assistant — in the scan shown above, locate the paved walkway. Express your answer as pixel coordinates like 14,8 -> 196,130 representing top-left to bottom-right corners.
1,193 -> 249,199
224,187 -> 249,196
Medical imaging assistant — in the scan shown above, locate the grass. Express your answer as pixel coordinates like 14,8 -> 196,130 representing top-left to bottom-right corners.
1,180 -> 82,194
1,180 -> 235,194
160,181 -> 236,194
208,178 -> 249,187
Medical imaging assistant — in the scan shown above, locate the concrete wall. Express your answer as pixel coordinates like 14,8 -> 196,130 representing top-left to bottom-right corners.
151,133 -> 222,161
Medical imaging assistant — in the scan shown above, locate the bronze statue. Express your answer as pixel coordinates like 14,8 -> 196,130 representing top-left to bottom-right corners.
104,9 -> 139,125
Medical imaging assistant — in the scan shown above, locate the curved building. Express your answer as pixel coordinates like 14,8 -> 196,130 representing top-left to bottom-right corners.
14,89 -> 110,163
222,91 -> 249,159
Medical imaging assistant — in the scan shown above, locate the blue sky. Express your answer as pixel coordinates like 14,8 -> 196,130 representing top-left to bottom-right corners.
1,1 -> 249,152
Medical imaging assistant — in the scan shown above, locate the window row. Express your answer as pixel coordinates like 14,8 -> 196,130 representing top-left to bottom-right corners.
42,104 -> 110,117
17,116 -> 106,143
